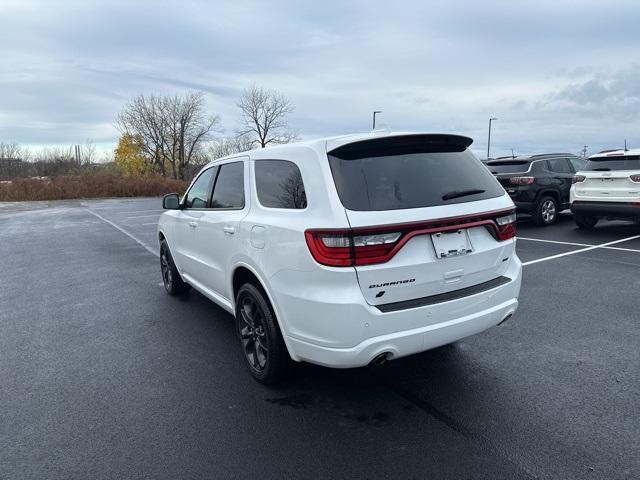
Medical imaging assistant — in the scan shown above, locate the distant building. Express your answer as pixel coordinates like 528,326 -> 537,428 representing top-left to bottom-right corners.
0,157 -> 23,180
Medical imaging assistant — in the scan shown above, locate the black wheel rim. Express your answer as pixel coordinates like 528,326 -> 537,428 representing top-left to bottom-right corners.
160,248 -> 172,290
239,296 -> 268,372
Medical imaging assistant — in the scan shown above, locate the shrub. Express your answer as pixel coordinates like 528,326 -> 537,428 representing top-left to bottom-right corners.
0,174 -> 188,202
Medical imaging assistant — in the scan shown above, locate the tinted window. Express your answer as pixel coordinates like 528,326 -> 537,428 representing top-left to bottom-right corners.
184,167 -> 216,209
547,158 -> 572,174
256,160 -> 307,209
211,162 -> 245,209
486,161 -> 530,174
570,157 -> 586,172
329,148 -> 504,211
584,155 -> 640,171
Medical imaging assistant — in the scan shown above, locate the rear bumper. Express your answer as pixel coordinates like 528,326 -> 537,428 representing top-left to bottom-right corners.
271,256 -> 522,368
571,200 -> 640,219
285,297 -> 518,368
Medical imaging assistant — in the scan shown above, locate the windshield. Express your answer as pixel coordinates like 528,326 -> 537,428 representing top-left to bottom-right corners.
328,144 -> 504,211
584,155 -> 640,171
486,161 -> 530,174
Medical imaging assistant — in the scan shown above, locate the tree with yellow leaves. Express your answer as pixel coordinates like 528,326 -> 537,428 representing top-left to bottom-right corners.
114,133 -> 151,176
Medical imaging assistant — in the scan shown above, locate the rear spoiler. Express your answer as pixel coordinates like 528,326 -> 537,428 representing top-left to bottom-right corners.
328,134 -> 473,160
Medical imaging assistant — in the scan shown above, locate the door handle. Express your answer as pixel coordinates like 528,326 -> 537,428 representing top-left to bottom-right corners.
188,221 -> 198,229
223,225 -> 236,235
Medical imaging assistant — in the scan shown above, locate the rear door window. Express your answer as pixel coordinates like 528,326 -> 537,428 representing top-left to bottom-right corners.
328,139 -> 504,211
547,158 -> 573,174
211,162 -> 245,209
584,155 -> 640,171
255,160 -> 307,209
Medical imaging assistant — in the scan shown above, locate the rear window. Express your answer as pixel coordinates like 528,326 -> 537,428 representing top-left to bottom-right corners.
584,155 -> 640,171
328,138 -> 504,211
255,160 -> 307,209
486,161 -> 530,174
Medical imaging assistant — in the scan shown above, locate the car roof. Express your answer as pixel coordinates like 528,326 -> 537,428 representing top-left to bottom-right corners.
589,149 -> 640,159
486,153 -> 577,165
208,131 -> 473,166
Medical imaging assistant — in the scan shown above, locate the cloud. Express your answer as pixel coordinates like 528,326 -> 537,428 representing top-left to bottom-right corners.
0,0 -> 639,157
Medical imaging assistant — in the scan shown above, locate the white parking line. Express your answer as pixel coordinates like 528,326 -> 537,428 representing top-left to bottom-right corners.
522,234 -> 640,266
86,209 -> 159,257
518,236 -> 640,253
142,222 -> 158,226
125,214 -> 161,220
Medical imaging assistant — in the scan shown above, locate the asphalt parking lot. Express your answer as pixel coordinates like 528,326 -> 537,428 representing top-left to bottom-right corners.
1,198 -> 638,480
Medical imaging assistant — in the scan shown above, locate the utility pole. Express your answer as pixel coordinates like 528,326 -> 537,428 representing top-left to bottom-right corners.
487,118 -> 497,160
581,145 -> 588,159
372,111 -> 382,130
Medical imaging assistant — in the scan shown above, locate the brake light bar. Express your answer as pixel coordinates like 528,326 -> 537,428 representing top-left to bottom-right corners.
305,209 -> 517,267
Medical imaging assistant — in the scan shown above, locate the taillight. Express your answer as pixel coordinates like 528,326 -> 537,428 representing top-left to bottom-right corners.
495,213 -> 517,240
305,209 -> 518,267
305,230 -> 402,267
510,176 -> 535,185
630,174 -> 640,183
572,175 -> 586,184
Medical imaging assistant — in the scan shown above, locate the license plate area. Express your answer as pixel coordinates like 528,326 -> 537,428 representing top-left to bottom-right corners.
431,229 -> 473,259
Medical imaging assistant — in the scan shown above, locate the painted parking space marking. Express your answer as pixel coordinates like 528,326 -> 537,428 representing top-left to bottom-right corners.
86,209 -> 159,257
518,236 -> 640,253
125,214 -> 162,220
522,234 -> 640,266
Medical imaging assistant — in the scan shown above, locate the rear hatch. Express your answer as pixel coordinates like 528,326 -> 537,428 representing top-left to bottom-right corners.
485,160 -> 532,195
575,154 -> 640,200
326,134 -> 516,307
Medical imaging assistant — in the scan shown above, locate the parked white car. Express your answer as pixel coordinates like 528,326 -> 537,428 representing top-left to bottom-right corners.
158,132 -> 522,383
570,149 -> 640,229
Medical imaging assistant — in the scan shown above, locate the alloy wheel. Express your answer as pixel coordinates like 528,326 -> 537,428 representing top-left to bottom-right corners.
160,248 -> 172,290
239,296 -> 269,372
541,199 -> 556,223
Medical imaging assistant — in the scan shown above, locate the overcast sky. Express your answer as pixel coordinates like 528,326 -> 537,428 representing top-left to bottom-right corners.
1,0 -> 639,158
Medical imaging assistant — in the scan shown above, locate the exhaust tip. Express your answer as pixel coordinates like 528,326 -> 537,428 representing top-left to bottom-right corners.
369,352 -> 392,367
497,312 -> 513,326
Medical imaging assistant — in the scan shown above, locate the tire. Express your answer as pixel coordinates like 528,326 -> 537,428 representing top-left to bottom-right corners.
574,213 -> 598,230
235,283 -> 290,384
160,239 -> 190,296
533,196 -> 558,225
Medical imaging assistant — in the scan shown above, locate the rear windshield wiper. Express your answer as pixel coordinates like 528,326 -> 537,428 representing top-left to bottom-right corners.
442,189 -> 486,201
590,167 -> 611,171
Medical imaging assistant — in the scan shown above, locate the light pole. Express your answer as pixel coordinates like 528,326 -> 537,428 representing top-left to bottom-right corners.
487,117 -> 497,160
372,111 -> 382,130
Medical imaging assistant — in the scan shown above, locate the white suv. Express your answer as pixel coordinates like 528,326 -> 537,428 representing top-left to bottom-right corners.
570,149 -> 640,229
158,132 -> 522,383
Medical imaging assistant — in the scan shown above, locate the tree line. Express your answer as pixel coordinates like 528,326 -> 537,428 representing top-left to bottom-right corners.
114,85 -> 296,180
0,85 -> 295,181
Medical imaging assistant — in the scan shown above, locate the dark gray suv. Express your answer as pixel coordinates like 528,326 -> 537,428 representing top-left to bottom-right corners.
486,154 -> 586,225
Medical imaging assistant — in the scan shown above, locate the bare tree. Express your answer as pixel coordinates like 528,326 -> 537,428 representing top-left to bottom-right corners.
0,141 -> 23,159
207,135 -> 255,160
116,91 -> 219,179
237,85 -> 296,148
81,139 -> 97,165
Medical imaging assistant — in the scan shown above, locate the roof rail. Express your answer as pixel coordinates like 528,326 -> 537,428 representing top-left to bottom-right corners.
529,153 -> 573,158
597,149 -> 619,154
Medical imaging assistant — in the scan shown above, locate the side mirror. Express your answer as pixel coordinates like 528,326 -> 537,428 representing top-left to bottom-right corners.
162,193 -> 181,210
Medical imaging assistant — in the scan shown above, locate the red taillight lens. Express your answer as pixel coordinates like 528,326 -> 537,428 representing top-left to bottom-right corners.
572,175 -> 586,184
305,230 -> 402,267
630,174 -> 640,183
495,213 -> 517,240
509,176 -> 535,185
305,209 -> 517,267
304,231 -> 353,267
